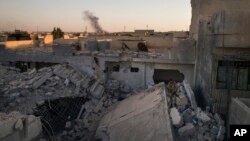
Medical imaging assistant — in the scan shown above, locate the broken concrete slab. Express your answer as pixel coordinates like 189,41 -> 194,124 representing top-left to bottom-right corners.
96,83 -> 173,141
90,81 -> 104,99
32,71 -> 53,89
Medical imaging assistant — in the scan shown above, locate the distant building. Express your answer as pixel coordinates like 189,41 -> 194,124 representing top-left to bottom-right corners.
134,29 -> 154,36
5,30 -> 34,49
44,34 -> 53,45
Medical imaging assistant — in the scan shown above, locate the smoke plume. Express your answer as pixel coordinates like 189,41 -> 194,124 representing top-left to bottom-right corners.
83,11 -> 105,33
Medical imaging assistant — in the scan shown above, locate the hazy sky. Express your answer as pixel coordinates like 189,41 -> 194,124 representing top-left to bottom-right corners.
0,0 -> 191,32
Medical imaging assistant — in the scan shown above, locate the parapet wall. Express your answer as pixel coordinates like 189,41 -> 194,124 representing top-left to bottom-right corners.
5,40 -> 34,49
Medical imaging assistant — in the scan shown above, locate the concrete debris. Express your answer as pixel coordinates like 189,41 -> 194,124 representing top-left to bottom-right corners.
214,113 -> 225,126
0,64 -> 227,141
178,123 -> 195,137
0,64 -> 121,141
166,81 -> 226,141
33,71 -> 53,89
0,112 -> 42,141
181,108 -> 195,123
95,83 -> 174,141
176,95 -> 188,107
0,64 -> 105,115
170,107 -> 183,127
105,79 -> 132,99
90,80 -> 104,99
196,107 -> 211,123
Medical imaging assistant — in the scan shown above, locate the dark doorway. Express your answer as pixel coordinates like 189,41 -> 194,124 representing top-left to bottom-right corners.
153,69 -> 184,84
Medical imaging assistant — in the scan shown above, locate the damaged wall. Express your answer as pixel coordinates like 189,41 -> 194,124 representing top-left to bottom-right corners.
194,9 -> 250,113
108,61 -> 194,90
190,0 -> 250,39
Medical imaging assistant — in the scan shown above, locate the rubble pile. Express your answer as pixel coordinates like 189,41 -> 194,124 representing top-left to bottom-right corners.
56,93 -> 118,141
54,80 -> 133,141
105,79 -> 132,100
0,64 -> 99,114
0,64 -> 122,141
167,82 -> 226,141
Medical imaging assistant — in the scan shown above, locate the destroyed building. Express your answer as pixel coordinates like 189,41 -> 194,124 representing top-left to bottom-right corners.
0,0 -> 250,141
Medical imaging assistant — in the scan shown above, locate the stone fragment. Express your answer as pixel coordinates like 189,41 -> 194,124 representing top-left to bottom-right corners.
14,118 -> 23,130
64,78 -> 70,86
65,121 -> 72,129
176,95 -> 188,106
170,107 -> 183,127
196,107 -> 211,123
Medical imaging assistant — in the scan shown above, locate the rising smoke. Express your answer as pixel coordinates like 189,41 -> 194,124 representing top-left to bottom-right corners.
83,11 -> 105,33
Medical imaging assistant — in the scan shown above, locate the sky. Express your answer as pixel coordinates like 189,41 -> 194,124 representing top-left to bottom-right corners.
0,0 -> 191,32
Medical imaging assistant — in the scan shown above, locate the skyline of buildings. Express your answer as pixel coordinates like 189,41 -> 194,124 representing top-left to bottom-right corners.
0,0 -> 191,32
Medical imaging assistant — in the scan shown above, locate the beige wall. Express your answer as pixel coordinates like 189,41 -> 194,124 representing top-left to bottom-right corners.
5,40 -> 34,49
44,34 -> 53,45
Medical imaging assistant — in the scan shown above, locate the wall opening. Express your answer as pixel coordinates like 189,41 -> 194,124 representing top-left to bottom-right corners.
11,61 -> 58,72
153,69 -> 184,84
112,65 -> 120,72
130,67 -> 139,72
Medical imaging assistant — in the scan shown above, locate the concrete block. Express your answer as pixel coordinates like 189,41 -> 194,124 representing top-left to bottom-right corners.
196,108 -> 211,123
90,81 -> 104,99
170,107 -> 183,127
182,108 -> 194,123
178,123 -> 195,137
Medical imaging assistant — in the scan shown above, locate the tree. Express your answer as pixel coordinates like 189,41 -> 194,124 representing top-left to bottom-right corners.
51,27 -> 64,39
